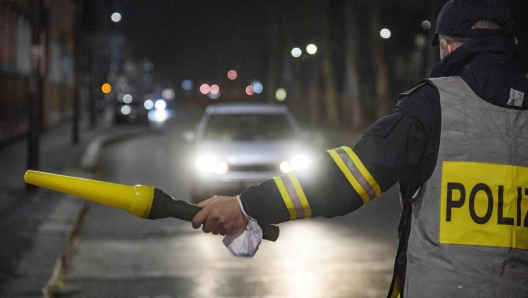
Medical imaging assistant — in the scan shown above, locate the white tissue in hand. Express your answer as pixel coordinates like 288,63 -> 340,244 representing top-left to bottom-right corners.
222,218 -> 262,258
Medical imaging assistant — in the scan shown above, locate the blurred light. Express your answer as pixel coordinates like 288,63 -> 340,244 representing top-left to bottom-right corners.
291,154 -> 311,169
111,12 -> 122,23
120,84 -> 131,92
380,28 -> 391,39
208,92 -> 220,100
144,99 -> 154,110
182,79 -> 194,91
209,84 -> 220,94
245,86 -> 254,95
143,61 -> 154,72
415,34 -> 427,49
200,84 -> 210,94
102,83 -> 112,94
215,161 -> 229,175
123,94 -> 133,103
196,155 -> 218,173
155,99 -> 166,110
280,154 -> 312,173
306,44 -> 317,55
117,93 -> 125,102
276,88 -> 287,101
291,47 -> 302,58
227,70 -> 237,80
280,161 -> 293,174
143,73 -> 153,83
162,88 -> 175,100
120,105 -> 131,115
422,20 -> 431,30
149,110 -> 168,123
251,81 -> 263,94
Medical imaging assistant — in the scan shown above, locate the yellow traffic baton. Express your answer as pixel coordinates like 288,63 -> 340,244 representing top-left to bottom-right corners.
24,170 -> 279,241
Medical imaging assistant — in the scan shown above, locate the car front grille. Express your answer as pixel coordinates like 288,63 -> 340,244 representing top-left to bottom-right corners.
228,164 -> 279,172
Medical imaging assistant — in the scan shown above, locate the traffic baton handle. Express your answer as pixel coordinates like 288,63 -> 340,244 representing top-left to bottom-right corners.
24,170 -> 279,241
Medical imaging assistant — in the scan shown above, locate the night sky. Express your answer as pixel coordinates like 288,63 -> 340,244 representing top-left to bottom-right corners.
99,0 -> 528,90
114,1 -> 271,86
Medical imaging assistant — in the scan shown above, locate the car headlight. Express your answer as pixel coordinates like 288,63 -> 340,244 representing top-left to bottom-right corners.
280,154 -> 312,173
196,154 -> 229,175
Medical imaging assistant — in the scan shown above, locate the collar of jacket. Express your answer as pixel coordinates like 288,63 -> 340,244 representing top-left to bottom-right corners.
430,36 -> 517,78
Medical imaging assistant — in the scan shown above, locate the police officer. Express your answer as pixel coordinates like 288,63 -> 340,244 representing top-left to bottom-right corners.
192,0 -> 528,297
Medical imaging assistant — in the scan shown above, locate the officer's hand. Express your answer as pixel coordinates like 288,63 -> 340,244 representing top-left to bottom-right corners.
191,196 -> 248,236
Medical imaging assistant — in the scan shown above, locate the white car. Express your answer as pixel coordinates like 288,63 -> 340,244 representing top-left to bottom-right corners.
186,103 -> 315,203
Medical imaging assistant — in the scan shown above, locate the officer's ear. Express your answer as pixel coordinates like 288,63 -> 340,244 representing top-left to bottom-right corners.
514,37 -> 518,45
439,38 -> 456,59
443,38 -> 457,54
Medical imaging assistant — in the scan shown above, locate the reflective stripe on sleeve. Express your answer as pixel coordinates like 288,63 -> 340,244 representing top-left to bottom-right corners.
273,172 -> 311,220
327,146 -> 381,204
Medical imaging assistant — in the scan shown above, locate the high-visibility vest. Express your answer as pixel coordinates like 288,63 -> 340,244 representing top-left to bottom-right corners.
394,76 -> 528,297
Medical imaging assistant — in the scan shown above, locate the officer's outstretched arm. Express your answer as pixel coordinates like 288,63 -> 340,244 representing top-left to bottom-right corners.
237,146 -> 383,225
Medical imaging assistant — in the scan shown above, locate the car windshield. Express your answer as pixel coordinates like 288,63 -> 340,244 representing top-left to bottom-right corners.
202,114 -> 297,141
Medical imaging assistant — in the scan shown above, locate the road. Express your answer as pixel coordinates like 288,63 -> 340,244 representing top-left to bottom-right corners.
59,110 -> 402,298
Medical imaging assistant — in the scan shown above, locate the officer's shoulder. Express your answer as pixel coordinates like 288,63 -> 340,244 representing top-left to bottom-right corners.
398,81 -> 436,100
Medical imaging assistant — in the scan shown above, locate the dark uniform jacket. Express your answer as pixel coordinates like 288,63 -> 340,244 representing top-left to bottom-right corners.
240,35 -> 528,297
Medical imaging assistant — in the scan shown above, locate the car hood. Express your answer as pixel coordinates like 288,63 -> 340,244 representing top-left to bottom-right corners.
195,140 -> 309,165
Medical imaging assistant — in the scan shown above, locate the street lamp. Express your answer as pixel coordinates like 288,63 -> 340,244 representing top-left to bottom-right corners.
306,44 -> 317,55
291,47 -> 302,58
275,88 -> 287,101
380,28 -> 391,39
111,12 -> 122,23
422,20 -> 431,30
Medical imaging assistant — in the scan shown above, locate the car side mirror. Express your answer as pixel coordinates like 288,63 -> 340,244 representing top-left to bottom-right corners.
183,131 -> 196,142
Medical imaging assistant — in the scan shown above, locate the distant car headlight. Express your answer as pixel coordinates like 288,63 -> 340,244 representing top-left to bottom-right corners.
215,161 -> 229,175
155,99 -> 166,110
291,154 -> 311,168
144,99 -> 154,110
196,154 -> 229,175
279,161 -> 292,174
120,105 -> 132,115
280,154 -> 312,173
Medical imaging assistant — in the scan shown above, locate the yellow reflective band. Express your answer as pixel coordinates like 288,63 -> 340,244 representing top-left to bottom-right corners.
342,146 -> 381,197
274,176 -> 297,220
287,172 -> 312,218
328,148 -> 369,204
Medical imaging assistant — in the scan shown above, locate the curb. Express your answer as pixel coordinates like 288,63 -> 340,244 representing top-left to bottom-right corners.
42,127 -> 153,297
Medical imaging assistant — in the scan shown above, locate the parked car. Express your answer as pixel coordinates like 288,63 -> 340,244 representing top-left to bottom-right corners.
113,92 -> 148,125
185,103 -> 315,203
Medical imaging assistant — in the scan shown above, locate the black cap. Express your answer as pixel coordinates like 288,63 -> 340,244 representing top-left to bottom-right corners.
431,0 -> 513,46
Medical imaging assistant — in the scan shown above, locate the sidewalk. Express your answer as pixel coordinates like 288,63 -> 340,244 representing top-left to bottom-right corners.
0,117 -> 152,297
